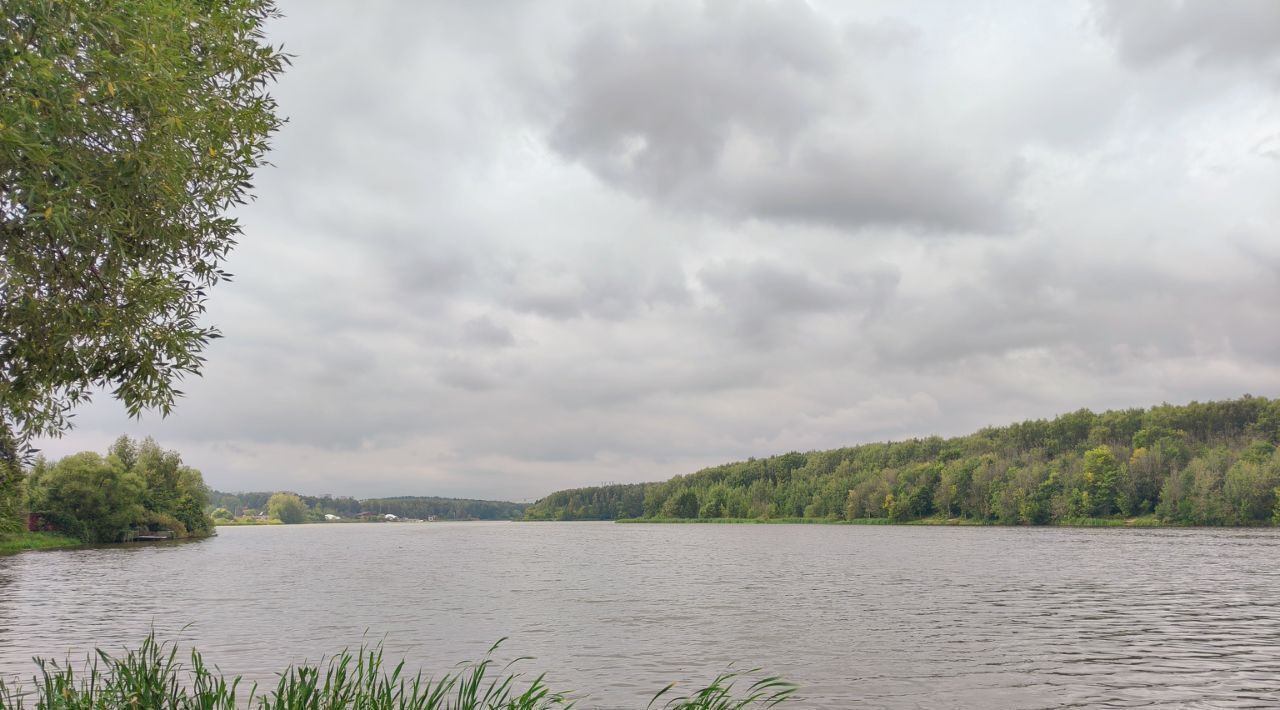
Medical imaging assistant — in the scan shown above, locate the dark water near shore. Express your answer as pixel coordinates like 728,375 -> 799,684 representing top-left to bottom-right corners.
2,523 -> 1280,708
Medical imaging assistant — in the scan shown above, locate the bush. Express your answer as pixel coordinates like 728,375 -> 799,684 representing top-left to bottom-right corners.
136,511 -> 189,539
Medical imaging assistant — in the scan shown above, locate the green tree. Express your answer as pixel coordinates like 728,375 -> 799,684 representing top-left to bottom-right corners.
0,0 -> 288,456
108,435 -> 213,536
107,434 -> 138,471
171,465 -> 213,535
661,489 -> 699,519
132,437 -> 184,512
1222,451 -> 1279,524
0,455 -> 20,535
267,492 -> 307,524
24,451 -> 144,542
1082,447 -> 1121,516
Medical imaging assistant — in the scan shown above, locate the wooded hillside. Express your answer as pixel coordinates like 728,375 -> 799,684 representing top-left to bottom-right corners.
525,396 -> 1280,526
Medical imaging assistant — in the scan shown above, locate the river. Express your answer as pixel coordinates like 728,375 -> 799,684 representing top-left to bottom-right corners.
2,522 -> 1279,708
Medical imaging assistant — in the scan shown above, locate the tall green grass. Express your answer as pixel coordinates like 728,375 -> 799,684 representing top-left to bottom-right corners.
0,532 -> 82,556
0,635 -> 796,709
648,669 -> 795,709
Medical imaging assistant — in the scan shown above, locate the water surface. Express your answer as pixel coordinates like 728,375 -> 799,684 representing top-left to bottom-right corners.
2,523 -> 1279,708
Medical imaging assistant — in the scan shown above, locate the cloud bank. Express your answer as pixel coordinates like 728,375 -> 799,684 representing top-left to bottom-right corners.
38,0 -> 1280,500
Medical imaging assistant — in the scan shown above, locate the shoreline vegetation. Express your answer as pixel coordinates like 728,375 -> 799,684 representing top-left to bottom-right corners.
208,491 -> 529,525
8,396 -> 1280,559
0,530 -> 82,555
0,635 -> 795,710
0,436 -> 219,557
2,443 -> 530,555
525,396 -> 1280,528
614,515 -> 1169,527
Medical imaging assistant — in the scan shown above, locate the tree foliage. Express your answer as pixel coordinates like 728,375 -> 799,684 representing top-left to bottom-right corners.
0,0 -> 287,456
24,451 -> 143,542
266,492 -> 306,524
526,396 -> 1280,527
0,439 -> 23,535
22,435 -> 213,541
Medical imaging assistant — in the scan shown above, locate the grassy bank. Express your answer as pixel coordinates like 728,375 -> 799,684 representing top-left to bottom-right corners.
617,517 -> 890,525
0,531 -> 82,556
616,514 -> 1167,527
0,635 -> 794,709
214,517 -> 285,526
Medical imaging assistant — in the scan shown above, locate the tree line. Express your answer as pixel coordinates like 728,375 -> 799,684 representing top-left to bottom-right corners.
7,436 -> 215,542
524,396 -> 1280,526
209,490 -> 529,523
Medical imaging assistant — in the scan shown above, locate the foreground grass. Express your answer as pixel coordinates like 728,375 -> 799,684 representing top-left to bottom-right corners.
0,531 -> 82,556
0,635 -> 795,709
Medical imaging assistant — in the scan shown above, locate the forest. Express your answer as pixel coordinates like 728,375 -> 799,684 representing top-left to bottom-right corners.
524,396 -> 1280,526
209,490 -> 529,521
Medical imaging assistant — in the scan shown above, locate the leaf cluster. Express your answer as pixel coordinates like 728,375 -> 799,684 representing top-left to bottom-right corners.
0,0 -> 287,454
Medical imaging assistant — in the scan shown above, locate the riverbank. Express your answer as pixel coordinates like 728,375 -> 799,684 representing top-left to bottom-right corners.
0,531 -> 83,556
615,514 -> 1168,527
214,517 -> 285,526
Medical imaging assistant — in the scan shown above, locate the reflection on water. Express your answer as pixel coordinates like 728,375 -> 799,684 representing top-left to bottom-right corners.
2,523 -> 1280,708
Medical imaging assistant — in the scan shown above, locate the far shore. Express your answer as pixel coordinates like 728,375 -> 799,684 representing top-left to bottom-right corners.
612,515 -> 1181,527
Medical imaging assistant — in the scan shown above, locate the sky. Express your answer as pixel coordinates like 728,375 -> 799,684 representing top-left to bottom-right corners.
37,0 -> 1280,501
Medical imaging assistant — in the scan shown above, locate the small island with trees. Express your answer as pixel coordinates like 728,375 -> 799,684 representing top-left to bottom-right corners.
3,436 -> 214,553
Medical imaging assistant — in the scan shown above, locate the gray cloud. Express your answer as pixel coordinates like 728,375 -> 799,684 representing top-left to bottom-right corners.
502,241 -> 691,321
461,316 -> 516,348
1095,0 -> 1280,69
699,260 -> 897,347
545,1 -> 1018,233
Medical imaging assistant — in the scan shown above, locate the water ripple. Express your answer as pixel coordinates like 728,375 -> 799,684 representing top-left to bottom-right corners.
2,524 -> 1279,708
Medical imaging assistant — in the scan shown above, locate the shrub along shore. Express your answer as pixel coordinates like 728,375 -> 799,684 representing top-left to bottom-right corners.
0,635 -> 795,709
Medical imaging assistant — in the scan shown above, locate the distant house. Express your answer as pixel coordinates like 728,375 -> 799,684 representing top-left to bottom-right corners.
426,515 -> 438,522
324,514 -> 341,521
384,513 -> 398,521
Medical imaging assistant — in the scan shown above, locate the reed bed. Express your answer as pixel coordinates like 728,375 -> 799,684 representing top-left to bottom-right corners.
0,635 -> 795,709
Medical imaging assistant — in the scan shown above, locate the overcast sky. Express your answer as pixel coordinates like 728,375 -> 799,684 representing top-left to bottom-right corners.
38,0 -> 1280,500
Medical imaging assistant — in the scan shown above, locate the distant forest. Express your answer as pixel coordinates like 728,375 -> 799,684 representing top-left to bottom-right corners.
210,491 -> 528,521
525,396 -> 1280,526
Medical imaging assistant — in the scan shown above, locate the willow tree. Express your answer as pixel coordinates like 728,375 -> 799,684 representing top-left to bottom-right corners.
0,1 -> 287,458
